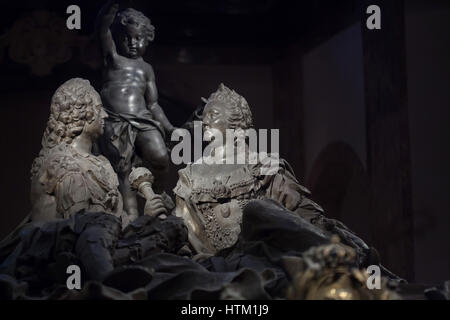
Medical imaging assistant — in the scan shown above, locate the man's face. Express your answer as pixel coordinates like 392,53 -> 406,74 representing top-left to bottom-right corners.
117,24 -> 148,59
202,101 -> 230,140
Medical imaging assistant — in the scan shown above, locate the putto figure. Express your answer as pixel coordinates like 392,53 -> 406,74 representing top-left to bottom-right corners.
97,2 -> 175,218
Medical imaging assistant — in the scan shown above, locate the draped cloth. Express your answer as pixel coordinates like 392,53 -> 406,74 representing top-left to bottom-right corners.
0,200 -> 340,300
0,200 -> 430,300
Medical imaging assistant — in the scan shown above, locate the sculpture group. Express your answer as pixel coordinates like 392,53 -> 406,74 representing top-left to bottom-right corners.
0,1 -> 403,300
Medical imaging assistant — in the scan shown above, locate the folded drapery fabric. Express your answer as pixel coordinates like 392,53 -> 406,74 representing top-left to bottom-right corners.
0,199 -> 420,300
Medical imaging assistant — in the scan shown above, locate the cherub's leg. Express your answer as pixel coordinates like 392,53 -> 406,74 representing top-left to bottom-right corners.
135,130 -> 170,193
97,121 -> 139,218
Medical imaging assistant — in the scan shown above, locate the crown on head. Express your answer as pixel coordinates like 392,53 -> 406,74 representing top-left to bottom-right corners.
202,83 -> 246,108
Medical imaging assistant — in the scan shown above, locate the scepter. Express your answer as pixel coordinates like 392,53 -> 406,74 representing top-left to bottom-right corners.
129,167 -> 167,218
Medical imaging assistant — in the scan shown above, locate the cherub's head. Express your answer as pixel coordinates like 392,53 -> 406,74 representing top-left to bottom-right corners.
112,8 -> 155,59
42,78 -> 106,149
202,84 -> 253,139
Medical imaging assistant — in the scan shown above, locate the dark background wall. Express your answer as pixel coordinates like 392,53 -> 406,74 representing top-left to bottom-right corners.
0,0 -> 448,284
405,0 -> 450,284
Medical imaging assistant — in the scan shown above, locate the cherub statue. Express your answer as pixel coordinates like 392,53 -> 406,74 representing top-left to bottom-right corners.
97,1 -> 175,219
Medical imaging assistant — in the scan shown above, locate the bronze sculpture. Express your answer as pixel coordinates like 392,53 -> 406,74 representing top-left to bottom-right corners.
1,2 -> 441,299
30,78 -> 127,223
286,236 -> 399,300
29,78 -> 167,225
129,167 -> 168,218
174,84 -> 372,266
97,1 -> 175,219
0,80 -> 434,300
0,79 -> 188,289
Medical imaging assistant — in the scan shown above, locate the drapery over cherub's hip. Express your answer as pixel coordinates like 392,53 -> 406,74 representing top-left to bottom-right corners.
97,109 -> 165,173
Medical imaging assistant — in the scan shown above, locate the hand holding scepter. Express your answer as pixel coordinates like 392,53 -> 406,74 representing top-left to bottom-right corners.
129,167 -> 167,218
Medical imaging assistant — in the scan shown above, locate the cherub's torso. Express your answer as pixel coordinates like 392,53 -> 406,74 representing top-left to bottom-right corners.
101,55 -> 151,117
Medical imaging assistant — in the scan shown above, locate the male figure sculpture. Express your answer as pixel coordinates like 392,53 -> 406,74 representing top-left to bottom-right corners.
29,78 -> 165,225
30,78 -> 125,222
0,78 -> 185,284
97,2 -> 175,218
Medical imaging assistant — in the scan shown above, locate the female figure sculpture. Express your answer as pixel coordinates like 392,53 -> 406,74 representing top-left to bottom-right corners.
29,78 -> 129,223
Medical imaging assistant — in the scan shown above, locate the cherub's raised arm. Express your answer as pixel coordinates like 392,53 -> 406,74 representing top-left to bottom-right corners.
97,1 -> 118,60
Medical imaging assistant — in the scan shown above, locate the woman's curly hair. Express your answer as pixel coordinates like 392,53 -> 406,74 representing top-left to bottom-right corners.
113,8 -> 155,42
31,78 -> 100,177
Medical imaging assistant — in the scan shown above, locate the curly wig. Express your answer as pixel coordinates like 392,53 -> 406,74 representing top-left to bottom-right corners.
31,78 -> 101,178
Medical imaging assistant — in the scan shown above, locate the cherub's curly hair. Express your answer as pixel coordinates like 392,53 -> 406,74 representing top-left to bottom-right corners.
203,83 -> 254,130
114,8 -> 155,42
31,78 -> 100,178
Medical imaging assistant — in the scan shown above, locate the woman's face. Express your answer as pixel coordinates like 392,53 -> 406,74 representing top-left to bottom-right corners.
202,101 -> 230,140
